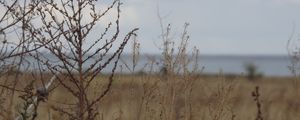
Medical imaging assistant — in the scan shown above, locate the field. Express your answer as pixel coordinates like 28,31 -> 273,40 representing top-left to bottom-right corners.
2,73 -> 298,120
1,1 -> 300,119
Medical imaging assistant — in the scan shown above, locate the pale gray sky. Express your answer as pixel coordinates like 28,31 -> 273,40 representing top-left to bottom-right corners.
118,0 -> 300,55
3,0 -> 300,55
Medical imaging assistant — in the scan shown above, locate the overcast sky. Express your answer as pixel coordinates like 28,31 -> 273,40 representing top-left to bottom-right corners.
115,0 -> 300,55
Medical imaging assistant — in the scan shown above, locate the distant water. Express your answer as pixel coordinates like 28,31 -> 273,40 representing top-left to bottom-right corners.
197,55 -> 291,76
11,54 -> 292,77
118,54 -> 292,77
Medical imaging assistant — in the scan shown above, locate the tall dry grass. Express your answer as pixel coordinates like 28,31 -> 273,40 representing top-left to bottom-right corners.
0,1 -> 299,120
18,74 -> 298,120
3,21 -> 300,120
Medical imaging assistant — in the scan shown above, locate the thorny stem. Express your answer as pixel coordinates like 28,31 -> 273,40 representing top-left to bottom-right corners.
252,86 -> 264,120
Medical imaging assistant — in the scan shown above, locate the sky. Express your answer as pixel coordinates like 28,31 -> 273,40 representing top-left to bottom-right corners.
115,0 -> 300,55
2,0 -> 300,55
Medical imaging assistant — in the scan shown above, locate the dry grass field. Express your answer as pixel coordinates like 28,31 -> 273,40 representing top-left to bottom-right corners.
3,73 -> 298,120
1,1 -> 299,119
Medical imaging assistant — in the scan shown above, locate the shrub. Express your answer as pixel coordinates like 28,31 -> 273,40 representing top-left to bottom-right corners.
244,63 -> 263,80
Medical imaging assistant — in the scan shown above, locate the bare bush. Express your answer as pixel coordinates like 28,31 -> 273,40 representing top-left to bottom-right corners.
0,0 -> 138,119
22,0 -> 138,119
0,1 -> 43,119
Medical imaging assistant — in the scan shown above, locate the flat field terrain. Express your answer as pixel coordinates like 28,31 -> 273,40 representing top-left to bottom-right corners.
1,74 -> 300,120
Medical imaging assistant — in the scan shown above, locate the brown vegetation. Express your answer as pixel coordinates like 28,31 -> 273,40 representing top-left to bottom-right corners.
0,0 -> 299,120
2,73 -> 300,120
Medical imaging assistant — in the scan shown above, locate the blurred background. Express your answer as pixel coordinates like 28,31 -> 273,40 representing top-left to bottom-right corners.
114,0 -> 300,76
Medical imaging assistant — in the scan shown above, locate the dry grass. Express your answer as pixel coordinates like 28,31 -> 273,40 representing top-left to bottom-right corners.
0,1 -> 298,119
3,74 -> 296,120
